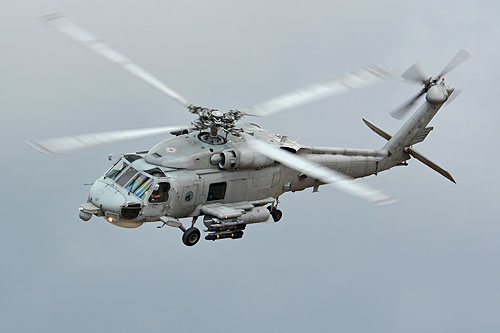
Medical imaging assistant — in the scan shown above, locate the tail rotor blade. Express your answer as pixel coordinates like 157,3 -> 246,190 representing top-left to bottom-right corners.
27,125 -> 192,155
401,63 -> 428,84
446,88 -> 462,105
390,91 -> 424,120
438,49 -> 471,78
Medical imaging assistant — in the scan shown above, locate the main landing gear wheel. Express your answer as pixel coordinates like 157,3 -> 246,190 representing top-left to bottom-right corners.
182,227 -> 201,247
271,209 -> 283,222
267,206 -> 283,222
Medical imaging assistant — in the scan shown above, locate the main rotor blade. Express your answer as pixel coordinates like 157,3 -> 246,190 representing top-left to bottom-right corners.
438,49 -> 471,78
390,91 -> 424,120
244,135 -> 396,205
401,63 -> 428,84
43,13 -> 190,108
242,65 -> 394,117
27,125 -> 191,155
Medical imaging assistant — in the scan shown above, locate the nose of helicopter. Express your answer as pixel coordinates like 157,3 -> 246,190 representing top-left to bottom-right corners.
89,180 -> 127,215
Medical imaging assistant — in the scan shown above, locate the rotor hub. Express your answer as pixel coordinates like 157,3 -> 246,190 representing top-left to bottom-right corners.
188,105 -> 244,135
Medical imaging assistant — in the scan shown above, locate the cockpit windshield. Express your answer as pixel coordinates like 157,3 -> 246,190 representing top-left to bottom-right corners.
104,158 -> 162,201
105,160 -> 128,180
125,173 -> 155,200
116,166 -> 138,187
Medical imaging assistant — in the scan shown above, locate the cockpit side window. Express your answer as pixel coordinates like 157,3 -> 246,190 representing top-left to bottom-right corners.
149,182 -> 170,203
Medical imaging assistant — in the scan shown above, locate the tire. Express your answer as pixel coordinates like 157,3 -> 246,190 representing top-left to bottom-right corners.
182,227 -> 201,246
271,209 -> 283,222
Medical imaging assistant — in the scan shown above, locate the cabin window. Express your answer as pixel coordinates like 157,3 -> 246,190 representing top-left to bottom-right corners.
149,182 -> 170,203
207,182 -> 226,201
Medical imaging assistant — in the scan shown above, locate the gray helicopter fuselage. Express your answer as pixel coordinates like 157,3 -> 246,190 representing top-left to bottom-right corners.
85,122 -> 389,227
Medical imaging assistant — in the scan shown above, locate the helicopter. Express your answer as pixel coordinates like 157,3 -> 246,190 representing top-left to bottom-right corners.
28,14 -> 469,246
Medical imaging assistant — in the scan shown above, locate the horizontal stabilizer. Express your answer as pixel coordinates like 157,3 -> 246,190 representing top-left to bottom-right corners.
362,118 -> 391,141
407,148 -> 456,183
362,118 -> 455,183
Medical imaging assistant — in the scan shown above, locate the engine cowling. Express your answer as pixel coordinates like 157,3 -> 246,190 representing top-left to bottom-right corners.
212,148 -> 275,170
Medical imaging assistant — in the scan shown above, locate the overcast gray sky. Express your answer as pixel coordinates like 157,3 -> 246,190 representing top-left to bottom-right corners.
1,0 -> 499,332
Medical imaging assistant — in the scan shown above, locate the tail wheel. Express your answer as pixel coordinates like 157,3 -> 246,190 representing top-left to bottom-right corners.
182,227 -> 201,246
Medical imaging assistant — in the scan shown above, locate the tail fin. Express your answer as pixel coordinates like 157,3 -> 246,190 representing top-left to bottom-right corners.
382,97 -> 442,154
362,118 -> 455,183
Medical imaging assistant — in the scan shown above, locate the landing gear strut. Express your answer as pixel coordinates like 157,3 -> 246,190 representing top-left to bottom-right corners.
159,216 -> 201,247
267,198 -> 283,222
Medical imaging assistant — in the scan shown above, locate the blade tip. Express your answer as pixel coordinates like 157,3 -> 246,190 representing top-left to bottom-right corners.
41,12 -> 64,23
375,197 -> 399,206
459,49 -> 471,58
390,112 -> 404,120
26,141 -> 54,155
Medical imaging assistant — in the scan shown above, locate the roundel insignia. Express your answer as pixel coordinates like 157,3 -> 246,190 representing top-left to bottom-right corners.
165,147 -> 177,153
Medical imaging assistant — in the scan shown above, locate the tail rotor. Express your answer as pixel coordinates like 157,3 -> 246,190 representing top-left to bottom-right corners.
390,49 -> 470,120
